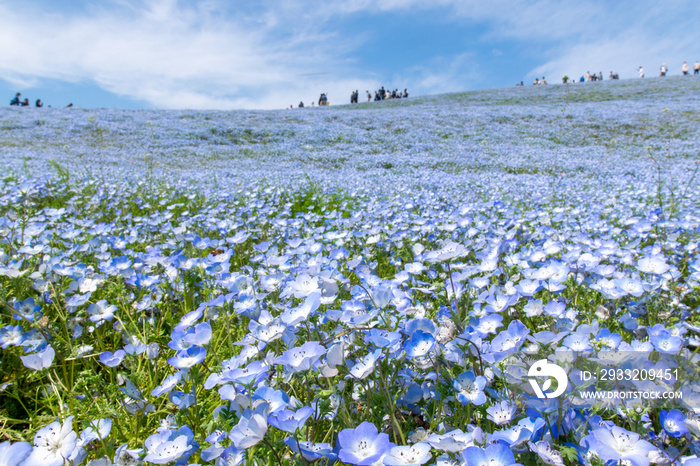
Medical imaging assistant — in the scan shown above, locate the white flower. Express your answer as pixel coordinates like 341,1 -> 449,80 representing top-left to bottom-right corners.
425,241 -> 467,263
383,442 -> 432,465
638,256 -> 670,275
23,416 -> 84,466
529,441 -> 564,466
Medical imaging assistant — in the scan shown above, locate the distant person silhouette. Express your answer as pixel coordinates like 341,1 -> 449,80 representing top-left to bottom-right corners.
9,92 -> 21,106
35,99 -> 43,108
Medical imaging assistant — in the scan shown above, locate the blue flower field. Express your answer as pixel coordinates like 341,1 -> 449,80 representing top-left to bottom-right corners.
1,76 -> 699,466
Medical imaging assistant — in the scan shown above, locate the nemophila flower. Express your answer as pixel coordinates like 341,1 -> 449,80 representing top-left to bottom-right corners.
99,349 -> 126,367
13,297 -> 41,322
348,349 -> 382,379
250,317 -> 287,344
0,324 -> 26,348
282,273 -> 321,299
119,378 -> 145,401
583,426 -> 657,466
542,300 -> 566,318
453,371 -> 488,405
365,329 -> 402,349
591,278 -> 627,300
251,386 -> 290,413
167,345 -> 207,369
201,444 -> 225,462
523,299 -> 544,317
426,428 -> 484,453
649,331 -> 683,354
405,330 -> 436,358
405,262 -> 426,274
528,441 -> 564,466
529,330 -> 568,346
485,294 -> 519,313
424,241 -> 467,262
86,300 -> 116,324
284,438 -> 336,462
216,445 -> 245,465
372,284 -> 393,309
221,360 -> 269,385
405,318 -> 438,337
486,400 -> 518,425
173,308 -> 203,333
228,409 -> 268,449
182,321 -> 212,347
274,341 -> 326,373
267,406 -> 314,433
169,389 -> 196,410
280,292 -> 321,326
594,328 -> 622,349
65,292 -> 92,309
614,278 -> 645,297
337,421 -> 391,465
638,255 -> 670,275
151,371 -> 184,397
20,344 -> 55,371
146,342 -> 160,359
491,425 -> 533,450
143,425 -> 198,465
0,441 -> 32,466
332,305 -> 379,328
383,442 -> 432,465
123,336 -> 147,355
659,409 -> 688,437
23,416 -> 85,466
562,332 -> 592,352
473,314 -> 503,337
462,443 -> 521,466
514,278 -> 543,297
485,320 -> 529,363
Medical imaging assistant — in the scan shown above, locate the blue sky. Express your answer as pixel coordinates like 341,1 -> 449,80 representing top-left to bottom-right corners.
1,0 -> 698,110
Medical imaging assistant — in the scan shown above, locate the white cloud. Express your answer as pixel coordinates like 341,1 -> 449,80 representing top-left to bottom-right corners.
0,0 -> 375,109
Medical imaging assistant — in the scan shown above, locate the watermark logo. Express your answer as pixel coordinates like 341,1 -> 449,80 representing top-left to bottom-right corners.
528,359 -> 568,399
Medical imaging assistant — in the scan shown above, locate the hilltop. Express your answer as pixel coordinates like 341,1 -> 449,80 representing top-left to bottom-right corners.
1,76 -> 698,200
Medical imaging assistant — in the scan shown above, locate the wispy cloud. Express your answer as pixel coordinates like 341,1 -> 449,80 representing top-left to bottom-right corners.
0,0 -> 373,109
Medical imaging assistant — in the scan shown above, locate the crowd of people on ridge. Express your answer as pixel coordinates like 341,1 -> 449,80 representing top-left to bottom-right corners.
291,86 -> 409,109
9,92 -> 42,107
9,92 -> 73,108
519,60 -> 699,87
638,61 -> 700,78
362,87 -> 408,102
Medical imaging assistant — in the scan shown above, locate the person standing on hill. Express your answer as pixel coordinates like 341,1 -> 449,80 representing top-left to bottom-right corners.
695,61 -> 700,75
638,66 -> 645,78
682,61 -> 689,75
9,92 -> 21,106
35,99 -> 43,107
660,63 -> 668,76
